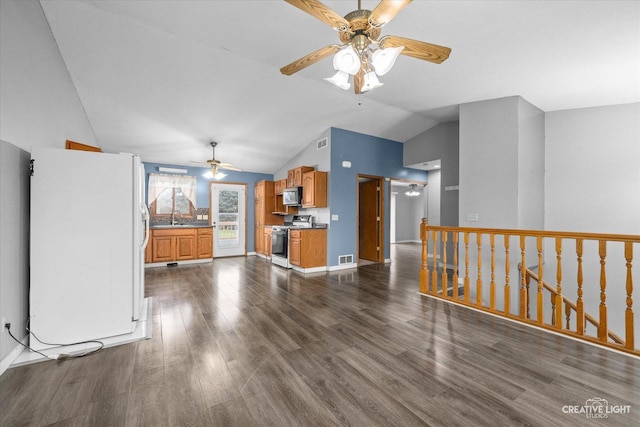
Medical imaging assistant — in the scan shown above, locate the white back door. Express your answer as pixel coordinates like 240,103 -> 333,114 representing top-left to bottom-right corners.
211,182 -> 246,257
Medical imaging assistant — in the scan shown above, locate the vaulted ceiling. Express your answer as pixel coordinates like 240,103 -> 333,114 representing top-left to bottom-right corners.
39,0 -> 639,173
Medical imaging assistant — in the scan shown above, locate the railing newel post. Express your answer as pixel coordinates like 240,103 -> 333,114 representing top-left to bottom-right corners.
420,218 -> 428,294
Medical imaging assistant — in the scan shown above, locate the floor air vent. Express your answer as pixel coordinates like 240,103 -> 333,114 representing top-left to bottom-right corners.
317,138 -> 328,150
338,254 -> 354,265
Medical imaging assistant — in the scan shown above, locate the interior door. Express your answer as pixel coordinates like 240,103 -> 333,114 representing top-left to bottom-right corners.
211,183 -> 246,257
359,179 -> 381,262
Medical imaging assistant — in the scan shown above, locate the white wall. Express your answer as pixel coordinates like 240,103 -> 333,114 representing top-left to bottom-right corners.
0,0 -> 96,151
459,97 -> 520,228
0,141 -> 30,367
517,98 -> 545,230
427,170 -> 441,226
545,103 -> 640,235
545,103 -> 640,338
0,0 -> 96,370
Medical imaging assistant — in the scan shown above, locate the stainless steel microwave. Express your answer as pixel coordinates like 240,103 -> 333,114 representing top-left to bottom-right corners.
283,187 -> 303,206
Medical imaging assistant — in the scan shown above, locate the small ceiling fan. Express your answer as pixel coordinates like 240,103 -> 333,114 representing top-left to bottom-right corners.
195,141 -> 241,179
280,0 -> 451,93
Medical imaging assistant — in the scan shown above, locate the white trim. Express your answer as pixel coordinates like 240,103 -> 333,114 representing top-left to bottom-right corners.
145,258 -> 212,268
248,251 -> 258,256
327,263 -> 358,271
417,292 -> 640,361
394,239 -> 421,243
0,334 -> 28,376
291,265 -> 327,274
384,258 -> 391,264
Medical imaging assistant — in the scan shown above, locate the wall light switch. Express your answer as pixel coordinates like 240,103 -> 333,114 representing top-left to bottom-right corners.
331,214 -> 339,221
466,213 -> 479,222
342,161 -> 351,168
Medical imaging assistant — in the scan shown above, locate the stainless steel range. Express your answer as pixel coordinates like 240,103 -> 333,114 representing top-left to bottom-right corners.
271,215 -> 313,268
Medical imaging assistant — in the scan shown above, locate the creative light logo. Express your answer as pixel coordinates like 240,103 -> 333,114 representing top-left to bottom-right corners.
562,397 -> 632,419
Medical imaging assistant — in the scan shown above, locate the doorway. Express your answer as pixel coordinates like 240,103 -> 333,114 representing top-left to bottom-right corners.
357,175 -> 385,264
210,182 -> 247,257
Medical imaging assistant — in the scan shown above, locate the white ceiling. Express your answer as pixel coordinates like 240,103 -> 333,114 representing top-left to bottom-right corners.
39,0 -> 640,174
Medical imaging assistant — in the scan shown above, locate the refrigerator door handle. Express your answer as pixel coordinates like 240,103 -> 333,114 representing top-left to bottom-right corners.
141,203 -> 150,250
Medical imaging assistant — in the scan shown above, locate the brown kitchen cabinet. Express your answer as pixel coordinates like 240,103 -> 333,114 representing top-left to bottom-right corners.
196,227 -> 213,259
263,226 -> 272,257
148,227 -> 213,263
289,229 -> 326,268
254,180 -> 282,255
287,166 -> 314,187
302,171 -> 328,208
274,179 -> 287,195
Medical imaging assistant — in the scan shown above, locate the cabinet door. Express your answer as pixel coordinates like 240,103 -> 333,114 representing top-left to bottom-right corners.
145,231 -> 153,263
289,237 -> 301,266
176,235 -> 196,260
152,236 -> 175,262
287,170 -> 295,188
255,181 -> 264,202
197,229 -> 213,259
255,225 -> 264,254
302,173 -> 315,207
264,230 -> 272,256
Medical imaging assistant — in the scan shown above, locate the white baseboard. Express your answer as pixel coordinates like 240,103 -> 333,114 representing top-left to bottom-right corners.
394,239 -> 421,244
291,265 -> 327,274
327,263 -> 357,271
0,334 -> 28,376
145,258 -> 212,268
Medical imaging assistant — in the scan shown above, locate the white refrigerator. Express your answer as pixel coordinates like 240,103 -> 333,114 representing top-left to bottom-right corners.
29,147 -> 149,350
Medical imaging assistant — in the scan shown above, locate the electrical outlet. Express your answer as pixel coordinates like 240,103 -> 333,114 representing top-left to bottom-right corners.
1,316 -> 7,332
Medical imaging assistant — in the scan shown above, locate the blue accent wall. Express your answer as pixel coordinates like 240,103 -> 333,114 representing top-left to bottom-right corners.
143,162 -> 273,252
329,128 -> 427,266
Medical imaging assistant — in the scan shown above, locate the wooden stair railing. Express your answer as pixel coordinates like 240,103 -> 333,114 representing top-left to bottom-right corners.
522,266 -> 625,345
419,218 -> 639,356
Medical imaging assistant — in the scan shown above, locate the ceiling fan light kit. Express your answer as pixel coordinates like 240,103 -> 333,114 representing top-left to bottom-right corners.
281,0 -> 451,94
405,183 -> 422,197
200,141 -> 240,180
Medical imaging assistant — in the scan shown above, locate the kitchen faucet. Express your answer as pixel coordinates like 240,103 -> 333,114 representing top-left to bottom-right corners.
171,210 -> 183,225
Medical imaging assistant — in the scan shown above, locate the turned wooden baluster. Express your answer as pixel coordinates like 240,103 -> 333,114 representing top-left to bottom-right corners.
555,238 -> 563,329
550,291 -> 556,326
476,233 -> 483,307
525,272 -> 531,319
432,230 -> 438,294
504,236 -> 511,316
520,236 -> 527,319
625,241 -> 634,349
453,233 -> 459,299
464,233 -> 470,304
490,234 -> 496,311
442,232 -> 449,297
576,239 -> 585,335
565,301 -> 572,330
420,219 -> 428,294
598,240 -> 608,342
536,236 -> 544,325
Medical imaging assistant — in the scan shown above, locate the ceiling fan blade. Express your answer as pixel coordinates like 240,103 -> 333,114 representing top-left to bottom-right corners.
353,67 -> 365,94
280,44 -> 341,75
220,165 -> 242,172
379,35 -> 451,64
284,0 -> 349,31
369,0 -> 412,27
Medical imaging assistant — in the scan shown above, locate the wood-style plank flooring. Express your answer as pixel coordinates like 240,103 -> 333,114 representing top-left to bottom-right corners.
1,243 -> 639,426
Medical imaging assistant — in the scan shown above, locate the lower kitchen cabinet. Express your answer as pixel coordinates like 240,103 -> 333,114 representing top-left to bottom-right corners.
196,227 -> 213,259
289,229 -> 326,268
263,226 -> 272,257
148,226 -> 213,263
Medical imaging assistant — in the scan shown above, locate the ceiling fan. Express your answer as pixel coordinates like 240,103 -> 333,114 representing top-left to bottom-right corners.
198,141 -> 241,179
280,0 -> 451,93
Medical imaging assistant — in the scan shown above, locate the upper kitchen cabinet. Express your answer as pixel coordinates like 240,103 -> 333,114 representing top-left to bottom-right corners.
302,171 -> 328,208
287,166 -> 314,188
274,179 -> 287,195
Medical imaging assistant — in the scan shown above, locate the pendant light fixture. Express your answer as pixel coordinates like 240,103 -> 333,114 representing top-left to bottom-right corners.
405,184 -> 422,197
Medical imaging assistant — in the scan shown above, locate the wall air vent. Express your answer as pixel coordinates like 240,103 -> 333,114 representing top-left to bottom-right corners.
317,138 -> 328,150
338,254 -> 354,265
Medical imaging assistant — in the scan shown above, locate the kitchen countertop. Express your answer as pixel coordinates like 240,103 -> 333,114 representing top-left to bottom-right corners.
150,223 -> 212,229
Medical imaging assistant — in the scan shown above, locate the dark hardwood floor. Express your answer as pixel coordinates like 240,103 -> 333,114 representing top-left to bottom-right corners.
1,243 -> 639,426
